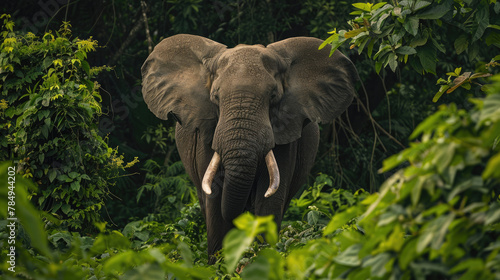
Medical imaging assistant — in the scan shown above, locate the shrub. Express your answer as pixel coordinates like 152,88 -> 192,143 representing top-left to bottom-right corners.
0,15 -> 137,231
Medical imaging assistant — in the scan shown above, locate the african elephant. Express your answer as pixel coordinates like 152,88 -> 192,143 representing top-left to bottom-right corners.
141,34 -> 358,262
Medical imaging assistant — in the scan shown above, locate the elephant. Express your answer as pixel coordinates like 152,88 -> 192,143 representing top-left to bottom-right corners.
141,34 -> 358,262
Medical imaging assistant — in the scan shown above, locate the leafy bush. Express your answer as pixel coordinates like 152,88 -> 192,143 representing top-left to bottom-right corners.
0,15 -> 137,231
137,159 -> 197,223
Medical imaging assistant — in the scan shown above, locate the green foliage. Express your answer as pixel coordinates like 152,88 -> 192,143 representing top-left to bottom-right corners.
284,74 -> 500,279
223,213 -> 278,273
321,0 -> 500,75
137,159 -> 197,222
0,15 -> 137,231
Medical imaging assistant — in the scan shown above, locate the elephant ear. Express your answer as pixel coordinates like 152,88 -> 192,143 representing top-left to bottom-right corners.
141,34 -> 226,144
267,37 -> 358,145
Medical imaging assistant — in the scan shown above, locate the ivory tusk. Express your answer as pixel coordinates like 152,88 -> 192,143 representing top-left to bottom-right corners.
202,152 -> 221,195
264,150 -> 280,198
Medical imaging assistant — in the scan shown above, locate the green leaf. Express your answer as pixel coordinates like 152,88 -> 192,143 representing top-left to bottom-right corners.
224,213 -> 278,273
177,242 -> 193,266
57,174 -> 73,182
404,17 -> 419,36
319,33 -> 339,50
417,44 -> 436,74
70,181 -> 80,192
362,252 -> 392,277
324,206 -> 361,235
241,249 -> 284,280
472,0 -> 489,42
352,3 -> 373,11
449,258 -> 484,274
91,231 -> 130,254
121,263 -> 166,280
48,169 -> 57,182
414,0 -> 432,11
483,153 -> 500,180
399,238 -> 418,270
38,153 -> 45,164
333,244 -> 362,266
388,54 -> 398,72
223,229 -> 253,273
454,35 -> 469,55
307,210 -> 319,225
410,29 -> 429,47
480,93 -> 500,123
61,203 -> 71,214
396,46 -> 417,55
81,60 -> 90,76
416,1 -> 451,19
433,85 -> 450,102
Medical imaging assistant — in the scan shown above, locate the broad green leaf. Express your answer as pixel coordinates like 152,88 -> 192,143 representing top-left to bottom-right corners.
61,203 -> 71,214
241,249 -> 284,280
410,109 -> 446,139
417,44 -> 436,74
91,230 -> 130,254
307,210 -> 320,225
483,153 -> 500,180
399,238 -> 418,270
416,1 -> 451,19
396,46 -> 417,55
431,213 -> 454,250
447,176 -> 484,203
70,181 -> 80,192
48,168 -> 57,182
324,206 -> 361,235
480,93 -> 500,123
372,2 -> 388,10
177,242 -> 193,267
120,263 -> 166,280
454,35 -> 469,55
388,53 -> 398,72
319,33 -> 339,50
224,213 -> 277,272
410,29 -> 429,47
223,229 -> 253,273
413,0 -> 432,11
449,258 -> 484,273
472,0 -> 489,42
404,17 -> 419,36
333,244 -> 362,266
352,3 -> 373,11
362,252 -> 392,277
345,27 -> 367,39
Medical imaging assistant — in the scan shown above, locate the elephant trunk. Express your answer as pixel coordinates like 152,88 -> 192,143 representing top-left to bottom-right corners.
203,93 -> 279,222
220,146 -> 259,221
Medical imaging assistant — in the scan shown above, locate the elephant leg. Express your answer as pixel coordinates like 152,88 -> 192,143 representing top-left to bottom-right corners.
205,179 -> 233,263
253,143 -> 297,230
176,124 -> 231,263
253,121 -> 319,230
285,121 -> 320,210
175,124 -> 208,220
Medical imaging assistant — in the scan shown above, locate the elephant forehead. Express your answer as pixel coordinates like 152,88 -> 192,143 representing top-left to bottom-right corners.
220,47 -> 275,68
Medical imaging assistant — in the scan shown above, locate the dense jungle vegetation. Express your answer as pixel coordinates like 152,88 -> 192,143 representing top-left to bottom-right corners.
1,0 -> 499,279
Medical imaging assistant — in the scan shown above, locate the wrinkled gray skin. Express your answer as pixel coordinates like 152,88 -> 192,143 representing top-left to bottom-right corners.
141,34 -> 357,262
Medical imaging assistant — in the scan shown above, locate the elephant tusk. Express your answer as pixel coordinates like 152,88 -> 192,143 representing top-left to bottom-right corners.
202,152 -> 221,195
264,150 -> 280,198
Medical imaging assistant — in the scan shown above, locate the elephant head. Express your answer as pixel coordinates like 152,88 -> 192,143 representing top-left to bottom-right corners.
141,34 -> 357,222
